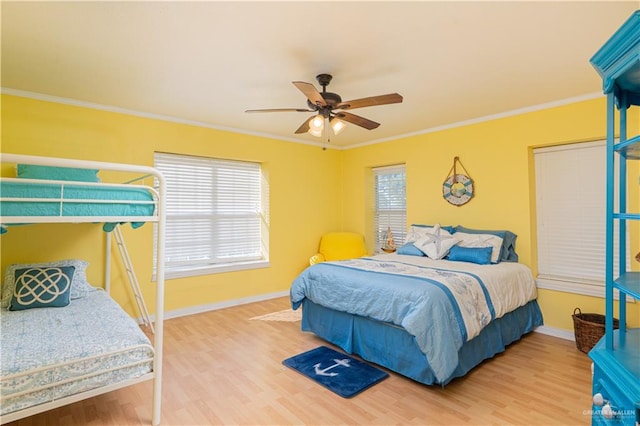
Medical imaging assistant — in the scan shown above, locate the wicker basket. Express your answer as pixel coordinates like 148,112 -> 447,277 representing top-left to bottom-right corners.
572,308 -> 619,354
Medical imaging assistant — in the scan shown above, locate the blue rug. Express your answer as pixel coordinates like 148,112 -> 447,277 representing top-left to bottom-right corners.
283,346 -> 389,398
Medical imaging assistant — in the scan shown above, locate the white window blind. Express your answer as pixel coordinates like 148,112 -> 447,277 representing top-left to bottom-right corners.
154,152 -> 268,278
373,165 -> 406,253
534,141 -> 628,297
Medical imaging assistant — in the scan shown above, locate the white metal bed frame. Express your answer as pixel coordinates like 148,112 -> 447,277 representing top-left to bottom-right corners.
0,153 -> 166,426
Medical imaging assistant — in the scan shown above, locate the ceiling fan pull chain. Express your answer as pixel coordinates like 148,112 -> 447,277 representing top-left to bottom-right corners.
325,117 -> 330,145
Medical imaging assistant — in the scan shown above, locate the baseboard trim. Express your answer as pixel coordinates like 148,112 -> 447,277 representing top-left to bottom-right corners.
534,325 -> 575,341
141,295 -> 578,343
138,290 -> 290,324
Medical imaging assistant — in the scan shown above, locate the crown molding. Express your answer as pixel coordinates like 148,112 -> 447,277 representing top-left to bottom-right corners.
2,87 -> 603,151
0,87 -> 337,150
346,91 -> 604,149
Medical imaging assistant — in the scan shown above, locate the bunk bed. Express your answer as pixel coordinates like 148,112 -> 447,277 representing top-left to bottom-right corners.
290,227 -> 543,386
0,153 -> 166,426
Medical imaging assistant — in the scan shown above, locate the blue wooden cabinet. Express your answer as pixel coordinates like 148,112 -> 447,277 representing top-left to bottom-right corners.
590,10 -> 640,426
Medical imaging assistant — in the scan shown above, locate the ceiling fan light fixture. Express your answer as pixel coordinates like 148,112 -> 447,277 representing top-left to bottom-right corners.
330,118 -> 347,135
308,114 -> 325,137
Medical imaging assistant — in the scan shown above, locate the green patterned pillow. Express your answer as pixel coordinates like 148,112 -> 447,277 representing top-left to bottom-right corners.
9,266 -> 75,311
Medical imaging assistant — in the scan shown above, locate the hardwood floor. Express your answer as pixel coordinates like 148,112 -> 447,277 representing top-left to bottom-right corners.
6,297 -> 593,426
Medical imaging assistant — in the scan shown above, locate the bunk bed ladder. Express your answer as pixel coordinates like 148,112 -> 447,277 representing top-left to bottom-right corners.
112,225 -> 155,334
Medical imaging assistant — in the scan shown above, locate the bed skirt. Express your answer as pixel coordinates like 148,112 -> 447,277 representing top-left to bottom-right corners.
301,299 -> 543,386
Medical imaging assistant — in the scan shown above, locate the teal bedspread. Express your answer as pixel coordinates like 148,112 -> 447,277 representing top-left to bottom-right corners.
0,180 -> 155,232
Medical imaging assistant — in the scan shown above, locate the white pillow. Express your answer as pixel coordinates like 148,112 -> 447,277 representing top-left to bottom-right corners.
404,225 -> 437,244
455,232 -> 504,263
413,225 -> 459,260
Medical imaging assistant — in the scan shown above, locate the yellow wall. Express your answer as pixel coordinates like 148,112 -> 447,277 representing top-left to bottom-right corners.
0,94 -> 342,314
342,97 -> 639,331
1,93 -> 638,332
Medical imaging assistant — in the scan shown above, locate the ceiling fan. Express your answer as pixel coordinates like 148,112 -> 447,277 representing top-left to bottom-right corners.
245,73 -> 403,138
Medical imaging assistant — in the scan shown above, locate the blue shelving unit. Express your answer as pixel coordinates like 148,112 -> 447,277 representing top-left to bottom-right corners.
589,10 -> 640,426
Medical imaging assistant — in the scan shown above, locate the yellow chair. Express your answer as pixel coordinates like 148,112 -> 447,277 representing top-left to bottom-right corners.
310,232 -> 368,265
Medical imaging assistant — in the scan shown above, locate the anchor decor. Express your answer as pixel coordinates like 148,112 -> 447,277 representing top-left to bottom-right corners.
283,346 -> 389,398
442,156 -> 474,206
314,358 -> 351,377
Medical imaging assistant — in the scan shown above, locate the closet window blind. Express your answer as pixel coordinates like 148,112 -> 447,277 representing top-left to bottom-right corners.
373,165 -> 406,253
534,141 -> 627,297
154,152 -> 268,278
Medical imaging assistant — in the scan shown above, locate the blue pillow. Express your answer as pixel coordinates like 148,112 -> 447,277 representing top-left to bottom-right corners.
397,243 -> 425,256
447,245 -> 493,265
9,266 -> 75,311
453,225 -> 518,262
17,164 -> 100,182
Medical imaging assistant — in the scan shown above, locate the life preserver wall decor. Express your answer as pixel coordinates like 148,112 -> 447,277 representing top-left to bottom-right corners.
442,157 -> 474,206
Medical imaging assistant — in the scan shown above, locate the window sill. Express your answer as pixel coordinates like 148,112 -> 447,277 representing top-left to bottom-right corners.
157,260 -> 270,280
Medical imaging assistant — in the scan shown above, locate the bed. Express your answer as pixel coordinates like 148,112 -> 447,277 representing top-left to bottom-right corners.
0,154 -> 166,425
0,161 -> 157,231
290,224 -> 543,386
1,285 -> 154,417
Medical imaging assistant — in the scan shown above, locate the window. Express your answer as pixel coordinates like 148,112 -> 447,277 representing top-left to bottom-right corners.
534,141 -> 628,297
373,165 -> 406,253
154,152 -> 269,278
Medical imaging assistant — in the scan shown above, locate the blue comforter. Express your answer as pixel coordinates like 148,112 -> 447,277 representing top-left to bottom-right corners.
291,257 -> 503,383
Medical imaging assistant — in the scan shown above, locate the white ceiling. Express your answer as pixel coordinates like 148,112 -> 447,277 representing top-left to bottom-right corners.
2,1 -> 638,148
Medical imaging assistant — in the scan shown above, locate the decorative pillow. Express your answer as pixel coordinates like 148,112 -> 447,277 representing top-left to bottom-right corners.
454,232 -> 503,264
447,246 -> 493,265
9,266 -> 74,311
17,164 -> 100,182
404,226 -> 428,245
397,243 -> 425,256
2,259 -> 95,309
453,226 -> 518,262
404,224 -> 455,244
413,225 -> 459,260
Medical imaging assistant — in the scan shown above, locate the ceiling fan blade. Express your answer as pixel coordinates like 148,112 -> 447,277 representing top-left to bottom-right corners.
292,81 -> 327,107
335,111 -> 380,130
336,93 -> 403,110
294,116 -> 312,134
245,108 -> 314,113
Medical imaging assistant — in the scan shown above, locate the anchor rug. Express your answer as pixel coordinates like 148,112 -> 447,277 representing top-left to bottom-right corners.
282,346 -> 389,398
